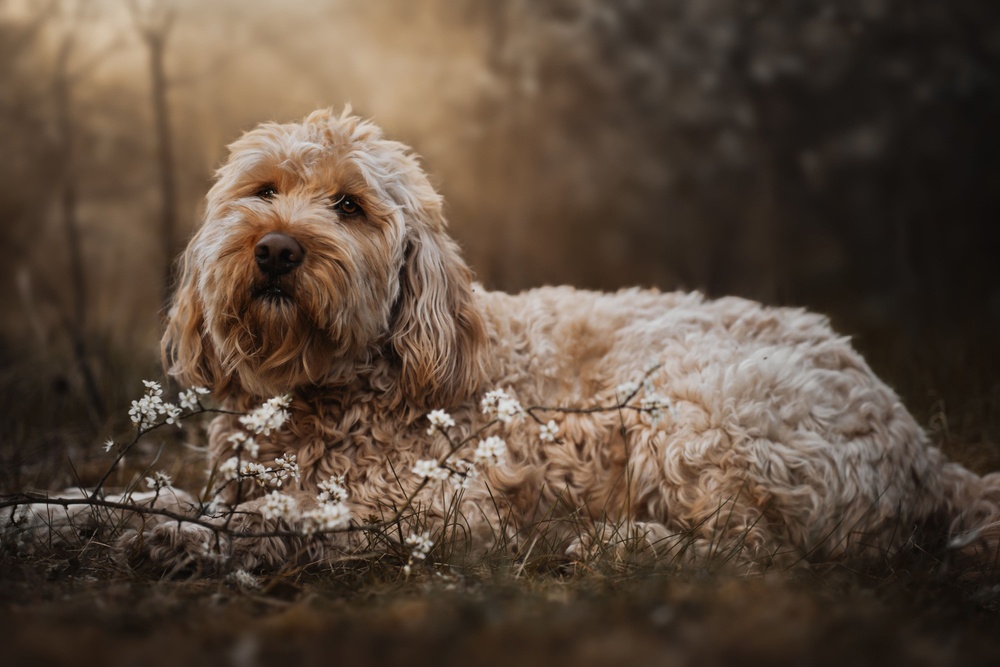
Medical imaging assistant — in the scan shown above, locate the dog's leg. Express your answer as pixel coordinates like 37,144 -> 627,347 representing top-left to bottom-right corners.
117,493 -> 358,574
7,487 -> 197,553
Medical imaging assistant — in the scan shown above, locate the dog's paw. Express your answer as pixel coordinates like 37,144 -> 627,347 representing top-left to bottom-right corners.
118,521 -> 231,576
2,499 -> 107,552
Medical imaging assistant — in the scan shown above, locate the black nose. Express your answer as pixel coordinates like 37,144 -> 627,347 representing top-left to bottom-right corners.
254,232 -> 304,277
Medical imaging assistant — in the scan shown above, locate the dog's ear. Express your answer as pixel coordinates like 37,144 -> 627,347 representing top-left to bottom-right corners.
161,241 -> 225,394
390,202 -> 487,409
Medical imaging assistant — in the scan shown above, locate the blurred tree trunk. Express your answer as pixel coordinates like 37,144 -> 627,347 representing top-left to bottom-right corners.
152,34 -> 178,307
53,33 -> 106,423
55,39 -> 85,331
131,2 -> 178,308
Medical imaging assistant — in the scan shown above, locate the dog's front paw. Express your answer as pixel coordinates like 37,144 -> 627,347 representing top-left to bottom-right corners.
118,521 -> 231,576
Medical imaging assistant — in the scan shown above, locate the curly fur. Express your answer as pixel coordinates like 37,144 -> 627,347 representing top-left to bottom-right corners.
146,107 -> 1000,575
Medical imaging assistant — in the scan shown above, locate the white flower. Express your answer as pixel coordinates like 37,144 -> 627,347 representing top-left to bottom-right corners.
227,432 -> 259,458
317,476 -> 349,504
128,399 -> 149,427
227,569 -> 260,590
426,409 -> 456,435
240,461 -> 274,487
163,403 -> 183,427
103,439 -> 115,453
216,456 -> 239,482
445,457 -> 478,490
239,395 -> 292,436
481,388 -> 523,423
145,470 -> 173,491
405,530 -> 434,560
178,387 -> 209,411
481,388 -> 508,411
473,436 -> 507,467
640,394 -> 671,411
302,502 -> 351,534
497,398 -> 523,423
539,420 -> 559,443
639,393 -> 673,425
260,490 -> 299,522
412,459 -> 449,480
615,381 -> 639,401
128,380 -> 193,429
129,381 -> 167,428
273,453 -> 300,484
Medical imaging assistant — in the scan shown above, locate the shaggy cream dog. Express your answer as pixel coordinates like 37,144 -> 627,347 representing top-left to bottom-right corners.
140,108 -> 998,574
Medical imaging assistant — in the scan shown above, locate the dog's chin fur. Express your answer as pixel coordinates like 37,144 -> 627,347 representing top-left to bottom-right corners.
207,238 -> 399,397
149,106 -> 1000,576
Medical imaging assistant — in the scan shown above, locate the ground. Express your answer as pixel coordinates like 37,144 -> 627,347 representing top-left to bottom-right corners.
3,559 -> 1000,667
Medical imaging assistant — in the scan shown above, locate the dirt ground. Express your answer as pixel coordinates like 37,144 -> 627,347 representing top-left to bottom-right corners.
2,540 -> 1000,667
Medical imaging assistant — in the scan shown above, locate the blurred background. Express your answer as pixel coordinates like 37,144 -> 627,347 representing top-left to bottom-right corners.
1,0 -> 998,490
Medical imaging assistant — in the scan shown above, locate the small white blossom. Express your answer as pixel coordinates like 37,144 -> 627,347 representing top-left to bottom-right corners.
445,457 -> 478,490
317,476 -> 349,504
240,461 -> 275,487
426,409 -> 456,435
302,502 -> 351,534
239,395 -> 292,436
216,456 -> 239,482
145,471 -> 173,491
103,439 -> 115,453
412,459 -> 450,481
163,403 -> 182,427
481,388 -> 524,423
539,420 -> 559,443
481,388 -> 508,411
473,436 -> 507,467
640,394 -> 671,411
227,432 -> 259,458
405,530 -> 434,560
227,569 -> 260,590
178,387 -> 210,411
615,381 -> 640,401
129,381 -> 168,429
273,453 -> 301,484
260,490 -> 299,522
640,393 -> 673,425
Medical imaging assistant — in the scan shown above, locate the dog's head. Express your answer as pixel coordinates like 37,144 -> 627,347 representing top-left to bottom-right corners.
163,108 -> 486,406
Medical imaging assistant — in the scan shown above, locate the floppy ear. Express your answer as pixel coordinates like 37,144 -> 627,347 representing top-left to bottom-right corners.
390,208 -> 487,409
161,241 -> 225,394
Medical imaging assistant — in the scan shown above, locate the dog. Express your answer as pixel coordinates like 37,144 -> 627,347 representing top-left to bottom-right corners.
125,107 -> 998,575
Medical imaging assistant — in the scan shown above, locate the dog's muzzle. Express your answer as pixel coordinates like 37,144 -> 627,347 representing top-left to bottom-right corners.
252,232 -> 303,302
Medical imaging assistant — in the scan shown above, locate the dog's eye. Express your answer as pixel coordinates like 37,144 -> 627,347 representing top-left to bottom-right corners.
254,185 -> 277,200
332,195 -> 361,216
